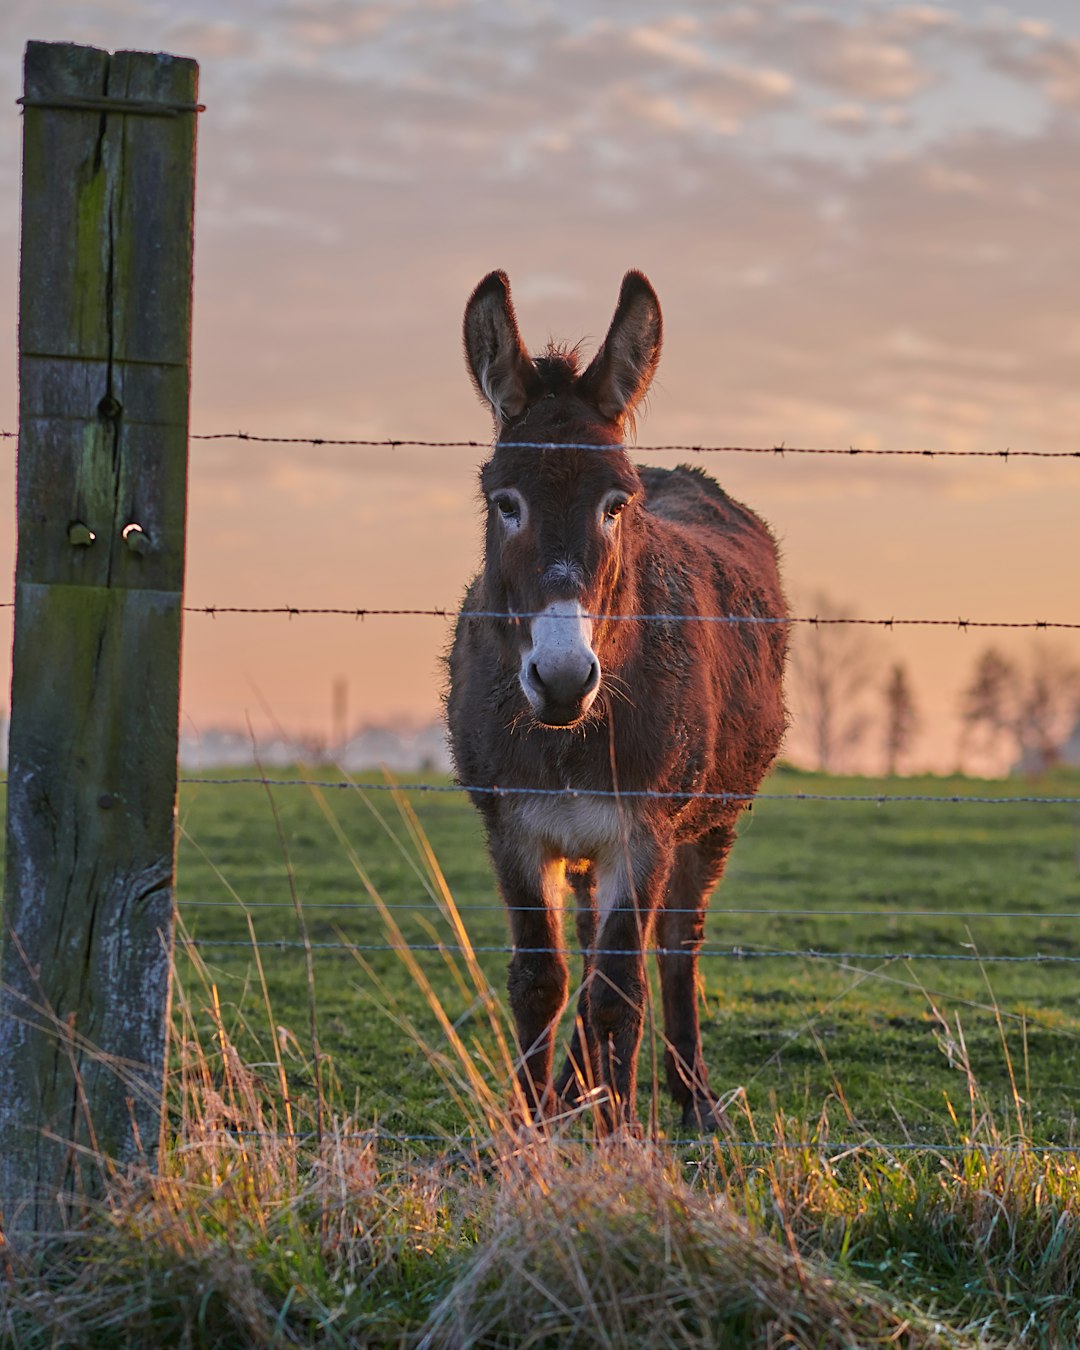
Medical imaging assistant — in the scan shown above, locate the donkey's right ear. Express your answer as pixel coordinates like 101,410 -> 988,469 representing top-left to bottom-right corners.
463,272 -> 541,424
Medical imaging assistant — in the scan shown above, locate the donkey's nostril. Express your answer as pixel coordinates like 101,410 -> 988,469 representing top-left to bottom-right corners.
527,660 -> 546,694
584,659 -> 601,695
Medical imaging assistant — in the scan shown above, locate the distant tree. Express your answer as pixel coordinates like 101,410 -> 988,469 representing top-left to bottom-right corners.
883,662 -> 919,776
1017,646 -> 1080,772
958,648 -> 1017,770
960,644 -> 1080,774
789,592 -> 879,773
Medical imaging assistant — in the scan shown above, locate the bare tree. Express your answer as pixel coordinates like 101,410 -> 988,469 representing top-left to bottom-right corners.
959,643 -> 1080,774
788,591 -> 879,773
1017,645 -> 1080,772
958,647 -> 1017,771
883,662 -> 919,776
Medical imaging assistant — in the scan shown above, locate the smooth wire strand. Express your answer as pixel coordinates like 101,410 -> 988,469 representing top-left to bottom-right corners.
185,939 -> 1080,963
183,605 -> 1080,629
179,898 -> 1080,920
194,1128 -> 1080,1156
180,778 -> 1080,806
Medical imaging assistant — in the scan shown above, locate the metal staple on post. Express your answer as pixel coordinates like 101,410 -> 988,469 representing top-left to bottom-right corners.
17,93 -> 205,116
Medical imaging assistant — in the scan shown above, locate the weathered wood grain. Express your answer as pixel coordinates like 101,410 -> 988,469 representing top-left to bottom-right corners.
0,41 -> 197,1236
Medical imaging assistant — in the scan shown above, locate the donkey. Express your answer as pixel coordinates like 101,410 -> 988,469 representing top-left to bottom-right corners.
447,270 -> 787,1131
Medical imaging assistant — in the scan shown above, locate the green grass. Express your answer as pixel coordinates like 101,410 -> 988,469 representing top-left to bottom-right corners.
174,764 -> 1080,1146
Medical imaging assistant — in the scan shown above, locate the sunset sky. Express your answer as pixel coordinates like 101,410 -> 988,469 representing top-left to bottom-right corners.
0,0 -> 1078,770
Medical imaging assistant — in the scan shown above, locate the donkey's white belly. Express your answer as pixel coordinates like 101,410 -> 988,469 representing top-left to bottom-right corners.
515,794 -> 626,860
514,794 -> 640,925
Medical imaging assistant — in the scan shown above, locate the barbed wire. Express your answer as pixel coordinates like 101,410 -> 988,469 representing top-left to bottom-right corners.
3,427 -> 1080,457
188,433 -> 1080,459
0,428 -> 1074,459
186,939 -> 1080,963
0,597 -> 1058,627
186,605 -> 1080,630
180,777 -> 1080,807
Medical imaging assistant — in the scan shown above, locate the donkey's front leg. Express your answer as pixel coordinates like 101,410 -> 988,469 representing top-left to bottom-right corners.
553,863 -> 599,1106
492,841 -> 568,1121
590,839 -> 672,1131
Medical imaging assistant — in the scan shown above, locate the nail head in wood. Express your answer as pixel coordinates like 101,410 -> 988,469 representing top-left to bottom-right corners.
67,522 -> 95,547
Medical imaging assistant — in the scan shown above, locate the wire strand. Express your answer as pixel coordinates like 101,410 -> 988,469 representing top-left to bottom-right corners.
201,1128 -> 1080,1156
4,428 -> 1080,457
179,778 -> 1080,806
185,939 -> 1080,963
179,898 -> 1080,920
183,432 -> 1080,459
184,605 -> 1080,629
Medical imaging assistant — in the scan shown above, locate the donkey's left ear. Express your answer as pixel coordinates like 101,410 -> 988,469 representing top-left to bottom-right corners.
577,271 -> 662,426
463,271 -> 542,424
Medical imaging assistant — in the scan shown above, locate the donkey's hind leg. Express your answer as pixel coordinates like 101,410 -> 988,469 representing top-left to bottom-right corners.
553,863 -> 599,1108
656,827 -> 736,1131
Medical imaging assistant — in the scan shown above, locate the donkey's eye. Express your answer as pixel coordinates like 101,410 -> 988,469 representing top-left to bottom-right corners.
492,493 -> 522,523
603,495 -> 630,521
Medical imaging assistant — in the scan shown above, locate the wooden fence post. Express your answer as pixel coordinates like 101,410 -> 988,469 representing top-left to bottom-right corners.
0,41 -> 198,1236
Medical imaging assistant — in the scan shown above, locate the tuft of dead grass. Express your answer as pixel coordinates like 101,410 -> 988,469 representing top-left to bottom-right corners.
418,1136 -> 962,1349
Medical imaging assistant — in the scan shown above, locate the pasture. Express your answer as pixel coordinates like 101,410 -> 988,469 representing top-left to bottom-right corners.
174,765 -> 1080,1146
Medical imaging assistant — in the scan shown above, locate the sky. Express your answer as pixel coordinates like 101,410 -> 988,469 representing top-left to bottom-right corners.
0,0 -> 1078,770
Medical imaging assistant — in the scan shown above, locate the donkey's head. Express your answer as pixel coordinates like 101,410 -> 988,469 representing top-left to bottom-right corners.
464,270 -> 662,727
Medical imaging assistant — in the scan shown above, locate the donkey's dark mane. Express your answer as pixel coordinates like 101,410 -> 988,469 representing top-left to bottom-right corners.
531,343 -> 585,393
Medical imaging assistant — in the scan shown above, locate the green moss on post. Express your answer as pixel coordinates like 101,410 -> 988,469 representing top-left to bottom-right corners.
0,42 -> 198,1238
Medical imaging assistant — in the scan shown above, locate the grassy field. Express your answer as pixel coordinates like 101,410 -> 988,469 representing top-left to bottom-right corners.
175,764 -> 1080,1146
6,764 -> 1080,1347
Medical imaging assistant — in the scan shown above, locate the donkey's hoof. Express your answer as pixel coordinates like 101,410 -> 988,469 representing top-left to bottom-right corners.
681,1095 -> 729,1134
553,1070 -> 590,1111
508,1089 -> 562,1134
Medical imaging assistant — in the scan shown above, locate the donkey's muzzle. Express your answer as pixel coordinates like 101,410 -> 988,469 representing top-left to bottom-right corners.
525,653 -> 601,726
520,600 -> 601,727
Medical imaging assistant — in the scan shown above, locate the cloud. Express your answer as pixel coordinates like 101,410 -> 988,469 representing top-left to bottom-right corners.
687,64 -> 794,132
994,34 -> 1080,106
164,20 -> 260,60
875,5 -> 955,40
274,0 -> 393,51
805,31 -> 931,102
885,327 -> 1022,374
816,102 -> 872,133
628,23 -> 711,70
509,273 -> 587,304
919,161 -> 986,195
